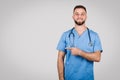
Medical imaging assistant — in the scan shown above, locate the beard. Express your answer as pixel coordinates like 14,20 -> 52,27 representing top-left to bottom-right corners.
74,20 -> 85,26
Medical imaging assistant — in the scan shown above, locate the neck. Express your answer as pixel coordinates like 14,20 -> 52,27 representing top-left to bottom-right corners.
74,24 -> 87,35
75,24 -> 86,31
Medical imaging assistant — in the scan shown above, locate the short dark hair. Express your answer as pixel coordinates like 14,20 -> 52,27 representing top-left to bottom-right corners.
73,5 -> 87,13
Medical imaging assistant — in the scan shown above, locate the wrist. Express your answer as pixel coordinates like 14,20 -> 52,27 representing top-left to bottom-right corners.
59,77 -> 64,80
78,50 -> 82,56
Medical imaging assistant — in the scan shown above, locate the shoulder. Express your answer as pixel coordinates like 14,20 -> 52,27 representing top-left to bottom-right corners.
89,28 -> 98,36
62,29 -> 72,36
59,28 -> 72,40
88,28 -> 101,40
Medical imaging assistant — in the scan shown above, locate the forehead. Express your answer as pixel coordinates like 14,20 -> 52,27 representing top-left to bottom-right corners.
74,8 -> 86,13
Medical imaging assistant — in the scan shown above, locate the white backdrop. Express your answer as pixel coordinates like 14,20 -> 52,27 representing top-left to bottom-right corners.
0,0 -> 120,80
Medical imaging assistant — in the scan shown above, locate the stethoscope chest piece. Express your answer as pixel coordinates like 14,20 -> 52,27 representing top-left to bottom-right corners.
88,42 -> 93,47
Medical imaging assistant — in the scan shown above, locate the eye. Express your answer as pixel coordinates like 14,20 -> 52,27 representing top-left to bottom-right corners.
81,13 -> 84,16
81,13 -> 85,16
74,13 -> 79,16
74,12 -> 86,16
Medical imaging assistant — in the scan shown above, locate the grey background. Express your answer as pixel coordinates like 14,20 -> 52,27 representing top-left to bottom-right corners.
0,0 -> 120,80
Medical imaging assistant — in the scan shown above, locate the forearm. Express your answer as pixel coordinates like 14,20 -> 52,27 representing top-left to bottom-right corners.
79,50 -> 101,62
57,57 -> 64,80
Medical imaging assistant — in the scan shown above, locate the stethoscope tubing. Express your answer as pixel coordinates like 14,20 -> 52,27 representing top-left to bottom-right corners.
68,27 -> 93,47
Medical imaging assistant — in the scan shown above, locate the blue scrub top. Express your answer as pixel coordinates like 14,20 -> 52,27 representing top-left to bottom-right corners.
57,28 -> 103,80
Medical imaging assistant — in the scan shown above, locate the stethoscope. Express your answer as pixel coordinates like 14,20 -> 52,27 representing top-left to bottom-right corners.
68,27 -> 93,47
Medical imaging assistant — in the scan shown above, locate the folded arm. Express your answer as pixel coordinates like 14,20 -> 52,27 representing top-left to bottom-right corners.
67,47 -> 101,62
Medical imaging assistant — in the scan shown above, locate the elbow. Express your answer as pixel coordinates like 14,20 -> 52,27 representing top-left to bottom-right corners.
94,52 -> 101,62
95,57 -> 101,62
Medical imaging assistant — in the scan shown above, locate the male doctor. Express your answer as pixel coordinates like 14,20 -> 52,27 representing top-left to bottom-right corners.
57,5 -> 103,80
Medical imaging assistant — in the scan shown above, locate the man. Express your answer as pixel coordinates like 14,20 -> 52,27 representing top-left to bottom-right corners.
56,5 -> 103,80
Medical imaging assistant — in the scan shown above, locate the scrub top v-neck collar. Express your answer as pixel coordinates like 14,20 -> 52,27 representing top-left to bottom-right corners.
72,28 -> 88,38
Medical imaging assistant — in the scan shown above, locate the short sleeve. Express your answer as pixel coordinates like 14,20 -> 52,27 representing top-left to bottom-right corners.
56,32 -> 66,53
94,33 -> 103,53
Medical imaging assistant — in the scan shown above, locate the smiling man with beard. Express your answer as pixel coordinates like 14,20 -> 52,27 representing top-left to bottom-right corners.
56,5 -> 103,80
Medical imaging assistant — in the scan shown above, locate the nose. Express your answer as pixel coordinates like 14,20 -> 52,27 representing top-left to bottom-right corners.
77,14 -> 83,19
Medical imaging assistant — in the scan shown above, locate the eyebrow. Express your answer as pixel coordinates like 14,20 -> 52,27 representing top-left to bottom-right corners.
74,12 -> 86,14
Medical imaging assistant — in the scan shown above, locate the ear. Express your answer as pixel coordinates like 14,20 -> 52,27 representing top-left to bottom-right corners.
86,15 -> 87,20
72,15 -> 74,19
